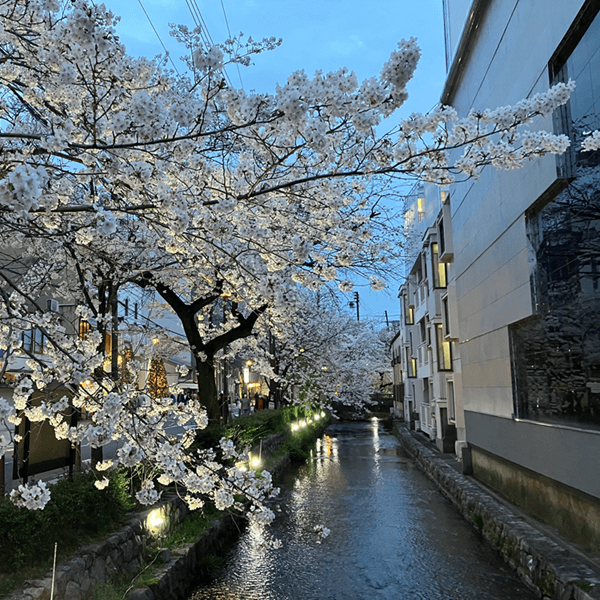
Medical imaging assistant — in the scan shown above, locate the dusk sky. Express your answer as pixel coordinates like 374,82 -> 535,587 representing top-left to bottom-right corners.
109,0 -> 449,324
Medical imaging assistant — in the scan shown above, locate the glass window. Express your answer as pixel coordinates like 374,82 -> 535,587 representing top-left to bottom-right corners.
511,7 -> 600,431
403,294 -> 414,325
431,243 -> 447,288
552,8 -> 600,173
447,380 -> 456,422
443,297 -> 450,336
406,347 -> 416,378
79,319 -> 90,340
436,324 -> 452,371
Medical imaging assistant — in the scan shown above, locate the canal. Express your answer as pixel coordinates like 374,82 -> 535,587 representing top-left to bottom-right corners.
190,420 -> 537,600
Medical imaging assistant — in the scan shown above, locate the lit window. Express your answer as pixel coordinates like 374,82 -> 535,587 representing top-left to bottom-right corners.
436,324 -> 452,371
403,294 -> 414,325
431,243 -> 447,288
417,197 -> 425,222
79,319 -> 90,340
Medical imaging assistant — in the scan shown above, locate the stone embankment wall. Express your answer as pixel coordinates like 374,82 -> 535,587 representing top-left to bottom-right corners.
128,425 -> 323,600
6,496 -> 188,600
128,515 -> 240,600
130,441 -> 294,600
5,427 -> 308,600
394,424 -> 600,600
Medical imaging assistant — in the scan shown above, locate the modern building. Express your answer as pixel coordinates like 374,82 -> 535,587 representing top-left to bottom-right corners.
391,184 -> 464,452
438,0 -> 600,552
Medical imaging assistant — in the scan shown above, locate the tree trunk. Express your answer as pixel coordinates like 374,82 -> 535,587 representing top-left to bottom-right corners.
196,357 -> 220,424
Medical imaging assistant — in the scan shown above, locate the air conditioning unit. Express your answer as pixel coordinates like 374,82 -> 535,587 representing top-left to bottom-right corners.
47,299 -> 60,312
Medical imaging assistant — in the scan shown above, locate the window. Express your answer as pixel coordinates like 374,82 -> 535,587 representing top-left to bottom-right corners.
510,5 -> 600,431
447,380 -> 456,422
438,217 -> 446,256
417,196 -> 425,222
551,5 -> 600,176
403,294 -> 414,325
79,319 -> 90,340
406,347 -> 416,378
22,328 -> 45,354
436,324 -> 452,371
431,243 -> 447,288
442,296 -> 450,336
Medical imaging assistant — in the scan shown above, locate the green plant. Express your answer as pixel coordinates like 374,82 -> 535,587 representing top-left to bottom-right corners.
92,578 -> 130,600
162,505 -> 223,548
473,513 -> 484,530
0,470 -> 133,578
196,554 -> 222,583
574,580 -> 592,591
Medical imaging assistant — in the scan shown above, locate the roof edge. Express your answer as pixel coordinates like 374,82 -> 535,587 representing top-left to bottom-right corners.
441,0 -> 492,106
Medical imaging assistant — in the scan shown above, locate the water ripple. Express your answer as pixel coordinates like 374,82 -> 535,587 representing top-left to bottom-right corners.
190,421 -> 536,600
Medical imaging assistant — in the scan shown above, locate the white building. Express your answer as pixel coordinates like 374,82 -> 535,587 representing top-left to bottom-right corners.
391,183 -> 464,452
437,0 -> 600,552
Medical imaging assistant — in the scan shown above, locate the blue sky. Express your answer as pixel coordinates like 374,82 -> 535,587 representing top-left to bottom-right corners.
109,0 -> 448,324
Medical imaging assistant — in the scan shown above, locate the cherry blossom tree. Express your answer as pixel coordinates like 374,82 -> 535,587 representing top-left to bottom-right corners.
244,290 -> 391,411
0,0 -> 582,512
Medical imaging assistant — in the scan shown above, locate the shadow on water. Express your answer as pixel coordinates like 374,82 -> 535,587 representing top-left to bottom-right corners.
190,420 -> 537,600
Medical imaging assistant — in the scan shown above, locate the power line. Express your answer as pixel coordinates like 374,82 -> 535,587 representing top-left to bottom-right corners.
185,0 -> 234,88
220,0 -> 244,89
137,0 -> 180,74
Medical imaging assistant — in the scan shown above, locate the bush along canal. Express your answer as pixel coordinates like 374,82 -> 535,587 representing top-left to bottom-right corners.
189,420 -> 538,600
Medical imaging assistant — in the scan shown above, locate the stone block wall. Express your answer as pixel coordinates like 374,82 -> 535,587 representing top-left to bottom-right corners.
7,494 -> 188,600
394,424 -> 600,600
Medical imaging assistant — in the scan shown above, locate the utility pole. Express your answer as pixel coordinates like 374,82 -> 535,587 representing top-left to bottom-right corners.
354,291 -> 360,322
385,310 -> 389,327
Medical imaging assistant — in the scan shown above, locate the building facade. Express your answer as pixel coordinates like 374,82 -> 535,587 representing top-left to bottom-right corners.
391,184 -> 464,453
439,0 -> 600,552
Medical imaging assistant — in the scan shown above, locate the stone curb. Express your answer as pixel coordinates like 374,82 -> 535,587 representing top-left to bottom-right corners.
394,424 -> 600,600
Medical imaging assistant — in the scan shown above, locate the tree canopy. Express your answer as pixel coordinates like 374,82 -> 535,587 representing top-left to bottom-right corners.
0,0 -> 581,514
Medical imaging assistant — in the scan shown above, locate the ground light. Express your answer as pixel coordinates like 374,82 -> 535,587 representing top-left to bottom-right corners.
248,451 -> 262,470
146,508 -> 166,538
290,411 -> 328,433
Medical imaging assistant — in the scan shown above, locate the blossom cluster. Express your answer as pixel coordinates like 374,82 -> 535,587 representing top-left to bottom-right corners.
0,0 -> 576,516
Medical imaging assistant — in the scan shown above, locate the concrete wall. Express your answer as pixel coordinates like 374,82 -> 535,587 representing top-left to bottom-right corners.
465,411 -> 600,500
471,444 -> 600,554
466,410 -> 600,552
450,0 -> 587,418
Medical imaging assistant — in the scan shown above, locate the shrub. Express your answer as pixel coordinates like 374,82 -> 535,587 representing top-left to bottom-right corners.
0,470 -> 134,574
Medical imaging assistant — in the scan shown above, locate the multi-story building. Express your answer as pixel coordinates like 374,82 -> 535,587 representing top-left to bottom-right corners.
391,184 -> 464,453
434,0 -> 600,552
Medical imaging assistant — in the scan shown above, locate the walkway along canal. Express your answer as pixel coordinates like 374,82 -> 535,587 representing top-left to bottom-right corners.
189,420 -> 537,600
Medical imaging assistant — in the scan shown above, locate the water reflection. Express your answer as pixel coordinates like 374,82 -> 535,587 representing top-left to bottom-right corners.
190,421 -> 536,600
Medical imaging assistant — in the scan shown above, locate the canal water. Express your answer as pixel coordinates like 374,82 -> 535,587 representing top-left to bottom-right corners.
190,420 -> 537,600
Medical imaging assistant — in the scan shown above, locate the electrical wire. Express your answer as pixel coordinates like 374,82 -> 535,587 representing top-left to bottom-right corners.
185,0 -> 234,88
137,0 -> 180,74
220,0 -> 244,89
